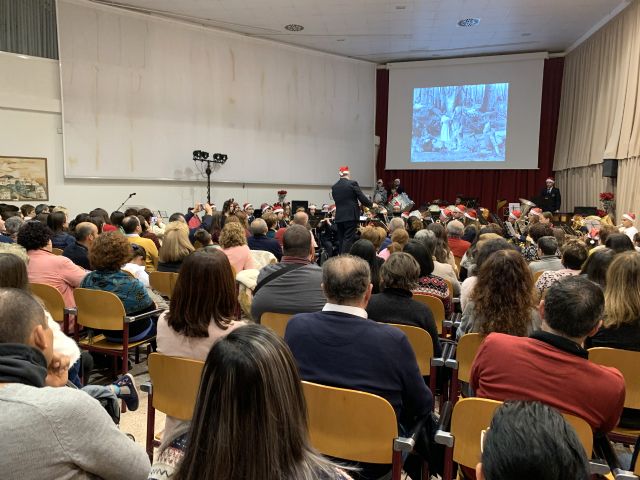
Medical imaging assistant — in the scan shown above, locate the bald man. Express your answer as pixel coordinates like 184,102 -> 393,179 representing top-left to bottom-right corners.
62,222 -> 98,270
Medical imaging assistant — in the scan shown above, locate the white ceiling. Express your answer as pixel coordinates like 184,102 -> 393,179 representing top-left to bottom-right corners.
90,0 -> 631,63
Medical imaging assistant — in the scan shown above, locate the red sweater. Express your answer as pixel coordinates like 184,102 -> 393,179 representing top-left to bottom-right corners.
471,332 -> 625,433
448,238 -> 470,258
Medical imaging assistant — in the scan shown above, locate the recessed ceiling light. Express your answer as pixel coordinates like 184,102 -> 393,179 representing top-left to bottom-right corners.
284,24 -> 304,32
457,18 -> 480,27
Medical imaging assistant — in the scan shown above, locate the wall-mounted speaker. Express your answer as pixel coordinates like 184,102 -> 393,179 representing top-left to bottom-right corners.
603,159 -> 618,178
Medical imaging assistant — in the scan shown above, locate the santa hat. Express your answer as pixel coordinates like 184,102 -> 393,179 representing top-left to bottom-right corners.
322,204 -> 329,212
309,204 -> 317,210
339,166 -> 350,177
409,210 -> 422,219
440,208 -> 452,219
272,204 -> 284,214
589,228 -> 600,240
401,211 -> 410,218
509,210 -> 522,220
243,203 -> 253,211
623,213 -> 636,222
454,204 -> 466,214
530,208 -> 543,216
260,203 -> 271,210
464,209 -> 478,220
546,177 -> 555,183
329,204 -> 336,213
393,201 -> 401,208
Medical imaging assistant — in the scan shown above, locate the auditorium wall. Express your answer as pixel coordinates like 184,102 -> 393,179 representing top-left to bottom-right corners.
0,51 -> 351,216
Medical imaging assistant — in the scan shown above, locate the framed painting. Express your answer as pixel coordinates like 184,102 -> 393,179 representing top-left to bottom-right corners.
0,156 -> 49,201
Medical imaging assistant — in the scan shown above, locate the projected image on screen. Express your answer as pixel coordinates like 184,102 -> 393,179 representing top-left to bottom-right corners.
411,83 -> 509,163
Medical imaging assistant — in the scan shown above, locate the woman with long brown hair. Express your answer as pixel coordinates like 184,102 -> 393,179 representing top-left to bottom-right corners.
426,222 -> 457,273
150,324 -> 351,480
457,249 -> 539,339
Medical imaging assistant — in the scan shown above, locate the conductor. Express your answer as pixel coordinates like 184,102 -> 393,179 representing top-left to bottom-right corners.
538,177 -> 561,213
331,166 -> 375,253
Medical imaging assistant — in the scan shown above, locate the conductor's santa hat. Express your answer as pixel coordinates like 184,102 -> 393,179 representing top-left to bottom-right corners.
339,166 -> 350,177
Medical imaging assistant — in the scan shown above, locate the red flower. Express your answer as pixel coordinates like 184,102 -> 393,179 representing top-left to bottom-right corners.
599,192 -> 614,201
277,190 -> 288,195
596,209 -> 607,217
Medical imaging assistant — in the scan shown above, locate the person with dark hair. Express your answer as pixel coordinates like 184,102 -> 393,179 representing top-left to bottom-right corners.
251,225 -> 325,322
17,221 -> 87,310
521,222 -> 554,262
414,229 -> 461,295
528,236 -> 562,274
4,215 -> 24,242
62,222 -> 98,270
605,233 -> 635,253
150,325 -> 351,480
580,247 -> 615,289
471,276 -> 625,433
476,401 -> 590,480
0,215 -> 12,243
426,222 -> 457,273
34,203 -> 49,215
137,215 -> 161,250
350,239 -> 381,294
20,204 -> 35,219
156,250 -> 245,440
122,215 -> 159,271
109,211 -> 125,232
68,213 -> 90,233
80,232 -> 157,342
404,239 -> 451,317
366,252 -> 441,355
47,211 -> 75,249
248,218 -> 282,261
458,249 -> 539,339
0,288 -> 151,479
535,239 -> 588,294
285,255 -> 433,480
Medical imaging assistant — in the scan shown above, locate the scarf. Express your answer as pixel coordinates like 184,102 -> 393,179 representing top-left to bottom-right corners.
0,344 -> 47,387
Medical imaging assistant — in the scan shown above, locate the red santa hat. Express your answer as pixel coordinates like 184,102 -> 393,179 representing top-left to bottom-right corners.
530,207 -> 543,216
272,204 -> 284,214
454,204 -> 467,214
509,210 -> 522,220
339,166 -> 350,177
441,208 -> 452,217
545,177 -> 555,183
623,213 -> 636,222
329,204 -> 336,213
464,209 -> 478,220
589,228 -> 600,240
260,203 -> 271,210
401,211 -> 410,219
243,203 -> 253,211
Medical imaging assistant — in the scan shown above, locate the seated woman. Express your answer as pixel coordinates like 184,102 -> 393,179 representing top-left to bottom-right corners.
403,239 -> 452,318
47,211 -> 75,249
378,228 -> 409,260
156,249 -> 245,438
158,221 -> 195,273
81,232 -> 157,342
457,249 -> 539,339
17,220 -> 87,311
535,239 -> 588,295
219,222 -> 257,273
426,222 -> 457,273
579,247 -> 615,289
366,252 -> 441,356
149,324 -> 352,480
349,239 -> 381,294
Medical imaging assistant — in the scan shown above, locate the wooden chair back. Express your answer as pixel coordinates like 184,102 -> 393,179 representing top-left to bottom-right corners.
451,398 -> 593,469
73,288 -> 126,331
149,272 -> 178,298
589,347 -> 640,409
454,256 -> 462,274
30,283 -> 66,322
533,270 -> 545,283
148,353 -> 204,421
51,247 -> 64,255
457,333 -> 483,383
389,323 -> 434,376
444,278 -> 454,301
302,381 -> 398,464
414,294 -> 444,334
261,312 -> 293,338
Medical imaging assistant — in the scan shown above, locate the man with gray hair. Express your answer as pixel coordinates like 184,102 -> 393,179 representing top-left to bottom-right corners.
529,236 -> 562,274
285,254 -> 433,479
248,218 -> 282,260
414,229 -> 460,296
4,216 -> 24,242
446,219 -> 470,258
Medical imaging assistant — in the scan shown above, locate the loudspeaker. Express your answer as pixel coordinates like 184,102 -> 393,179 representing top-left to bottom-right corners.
574,206 -> 598,216
291,200 -> 309,213
603,159 -> 618,178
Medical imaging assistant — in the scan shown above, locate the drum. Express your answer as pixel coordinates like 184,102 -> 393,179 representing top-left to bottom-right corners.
388,192 -> 415,212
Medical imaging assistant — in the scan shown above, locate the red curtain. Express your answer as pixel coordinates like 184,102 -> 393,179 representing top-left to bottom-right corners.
375,58 -> 565,211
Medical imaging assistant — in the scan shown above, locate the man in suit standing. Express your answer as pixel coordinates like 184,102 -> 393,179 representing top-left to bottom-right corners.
538,177 -> 561,213
331,166 -> 375,253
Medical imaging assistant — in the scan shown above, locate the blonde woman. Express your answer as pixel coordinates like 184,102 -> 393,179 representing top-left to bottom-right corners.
378,228 -> 409,261
219,222 -> 257,273
158,221 -> 195,273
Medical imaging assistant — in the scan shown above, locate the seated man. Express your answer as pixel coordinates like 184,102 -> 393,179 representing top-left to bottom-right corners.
247,218 -> 282,261
275,211 -> 309,247
285,255 -> 433,479
122,215 -> 159,271
447,220 -> 470,258
528,236 -> 562,274
0,288 -> 150,479
471,276 -> 625,433
62,222 -> 98,270
251,225 -> 325,321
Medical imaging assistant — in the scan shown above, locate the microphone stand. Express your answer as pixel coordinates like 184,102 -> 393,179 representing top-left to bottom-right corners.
116,193 -> 135,211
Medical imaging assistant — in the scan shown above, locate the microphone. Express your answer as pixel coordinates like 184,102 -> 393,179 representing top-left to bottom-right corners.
129,192 -> 136,197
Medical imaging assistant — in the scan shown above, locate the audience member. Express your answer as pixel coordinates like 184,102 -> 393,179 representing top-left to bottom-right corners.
138,215 -> 161,250
414,229 -> 460,296
447,220 -> 471,258
605,233 -> 635,253
379,217 -> 405,251
349,239 -> 381,294
247,218 -> 282,260
521,223 -> 553,262
285,255 -> 433,480
4,216 -> 23,242
157,221 -> 194,273
379,228 -> 409,260
138,207 -> 166,239
122,243 -> 150,287
579,247 -> 615,289
367,252 -> 441,355
62,222 -> 98,270
122,215 -> 159,272
404,240 -> 451,317
219,222 -> 257,273
251,225 -> 325,321
81,232 -> 157,342
476,401 -> 590,480
359,225 -> 387,257
0,216 -> 12,243
471,276 -> 625,433
157,250 -> 245,440
34,203 -> 49,215
528,236 -> 561,274
458,249 -> 539,339
0,288 -> 150,479
47,211 -> 75,249
426,222 -> 457,272
275,211 -> 309,246
193,229 -> 219,251
20,204 -> 35,219
17,221 -> 87,310
535,239 -> 588,294
262,212 -> 278,239
150,324 -> 351,480
552,227 -> 566,248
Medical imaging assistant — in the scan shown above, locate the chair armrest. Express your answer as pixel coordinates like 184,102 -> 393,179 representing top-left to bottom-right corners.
393,414 -> 432,453
125,308 -> 165,323
64,307 -> 77,315
589,461 -> 610,476
434,401 -> 454,448
432,341 -> 456,367
444,344 -> 458,369
140,381 -> 153,394
614,469 -> 639,479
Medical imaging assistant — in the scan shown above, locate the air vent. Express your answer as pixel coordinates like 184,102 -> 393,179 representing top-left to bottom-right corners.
284,24 -> 304,32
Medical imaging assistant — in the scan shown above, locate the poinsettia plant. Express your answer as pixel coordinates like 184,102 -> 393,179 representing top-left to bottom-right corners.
277,190 -> 287,203
599,192 -> 615,216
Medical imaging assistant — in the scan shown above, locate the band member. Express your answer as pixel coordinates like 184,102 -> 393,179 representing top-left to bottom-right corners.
318,205 -> 338,259
620,213 -> 638,242
308,204 -> 321,229
373,179 -> 388,204
331,166 -> 374,253
389,178 -> 404,197
273,205 -> 288,229
243,203 -> 255,223
538,177 -> 561,213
